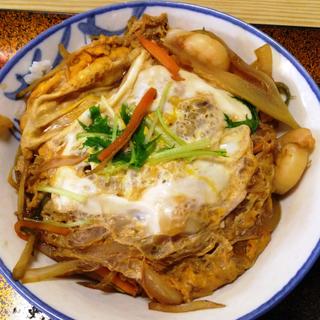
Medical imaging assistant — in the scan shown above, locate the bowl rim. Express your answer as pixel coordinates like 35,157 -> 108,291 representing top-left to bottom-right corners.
0,1 -> 319,319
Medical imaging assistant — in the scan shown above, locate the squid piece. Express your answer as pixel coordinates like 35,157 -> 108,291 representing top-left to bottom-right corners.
163,29 -> 230,71
273,128 -> 315,194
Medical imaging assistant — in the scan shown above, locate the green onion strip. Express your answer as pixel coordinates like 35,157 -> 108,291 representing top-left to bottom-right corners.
37,185 -> 88,203
148,140 -> 227,164
111,115 -> 118,142
155,82 -> 186,146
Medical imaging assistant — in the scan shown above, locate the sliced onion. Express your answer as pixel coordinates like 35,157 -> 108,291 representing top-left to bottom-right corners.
58,43 -> 70,59
0,114 -> 13,137
229,53 -> 281,105
149,300 -> 225,312
34,154 -> 87,173
22,260 -> 82,283
141,263 -> 183,305
42,93 -> 100,134
260,197 -> 281,233
252,44 -> 273,77
13,233 -> 37,280
17,161 -> 29,220
8,165 -> 18,190
8,146 -> 22,190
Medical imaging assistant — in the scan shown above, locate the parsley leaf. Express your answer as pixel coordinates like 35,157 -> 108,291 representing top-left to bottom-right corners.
78,106 -> 114,162
79,106 -> 112,134
129,122 -> 159,168
113,150 -> 132,164
83,136 -> 110,151
224,97 -> 259,133
88,152 -> 101,163
117,103 -> 158,168
120,103 -> 131,125
79,104 -> 157,167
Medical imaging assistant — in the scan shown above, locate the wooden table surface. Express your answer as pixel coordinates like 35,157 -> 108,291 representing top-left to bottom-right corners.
1,0 -> 320,27
0,9 -> 319,320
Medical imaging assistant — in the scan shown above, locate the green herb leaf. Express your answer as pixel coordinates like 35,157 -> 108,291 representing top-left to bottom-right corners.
79,105 -> 158,168
83,136 -> 110,151
130,123 -> 159,168
78,106 -> 115,162
224,97 -> 259,133
77,132 -> 111,140
88,152 -> 101,163
79,106 -> 112,134
118,104 -> 159,168
276,81 -> 293,105
120,103 -> 131,125
111,116 -> 119,142
113,150 -> 132,163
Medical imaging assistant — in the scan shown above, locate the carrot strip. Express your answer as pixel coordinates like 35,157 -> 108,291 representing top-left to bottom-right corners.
15,220 -> 71,241
138,35 -> 183,81
93,88 -> 157,172
15,221 -> 30,241
112,274 -> 139,297
95,267 -> 110,278
95,267 -> 139,297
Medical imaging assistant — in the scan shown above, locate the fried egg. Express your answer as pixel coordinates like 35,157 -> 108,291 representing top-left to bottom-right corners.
49,65 -> 256,240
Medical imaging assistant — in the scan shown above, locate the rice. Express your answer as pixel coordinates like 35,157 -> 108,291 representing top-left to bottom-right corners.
24,60 -> 51,84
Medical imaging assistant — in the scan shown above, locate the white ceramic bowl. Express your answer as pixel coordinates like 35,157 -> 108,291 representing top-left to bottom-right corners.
0,2 -> 319,319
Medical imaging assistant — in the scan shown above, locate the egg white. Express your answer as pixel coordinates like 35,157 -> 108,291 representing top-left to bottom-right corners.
127,65 -> 252,121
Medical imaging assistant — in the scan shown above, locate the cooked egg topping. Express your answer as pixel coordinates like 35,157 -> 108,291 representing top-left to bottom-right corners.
129,66 -> 251,121
49,65 -> 256,238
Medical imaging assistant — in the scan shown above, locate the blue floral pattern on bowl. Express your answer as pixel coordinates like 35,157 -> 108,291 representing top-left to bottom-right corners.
2,4 -> 147,141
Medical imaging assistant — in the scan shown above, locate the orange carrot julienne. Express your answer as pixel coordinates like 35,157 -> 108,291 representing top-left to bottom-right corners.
95,267 -> 111,278
112,274 -> 139,296
15,220 -> 71,241
138,35 -> 183,81
96,87 -> 157,166
15,222 -> 29,241
95,267 -> 139,296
